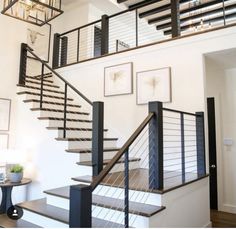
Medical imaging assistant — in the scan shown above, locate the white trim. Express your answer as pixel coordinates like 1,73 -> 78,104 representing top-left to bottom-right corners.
204,221 -> 213,228
222,204 -> 236,214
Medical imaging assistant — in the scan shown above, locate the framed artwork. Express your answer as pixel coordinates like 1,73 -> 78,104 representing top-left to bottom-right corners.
0,134 -> 9,150
0,98 -> 11,131
104,62 -> 133,97
116,40 -> 130,52
27,23 -> 52,62
137,67 -> 172,105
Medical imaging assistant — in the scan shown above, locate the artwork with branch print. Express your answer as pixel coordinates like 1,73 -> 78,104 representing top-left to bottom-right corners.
137,67 -> 171,105
104,62 -> 133,96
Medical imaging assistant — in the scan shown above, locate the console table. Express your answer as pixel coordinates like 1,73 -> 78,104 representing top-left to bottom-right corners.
0,179 -> 31,214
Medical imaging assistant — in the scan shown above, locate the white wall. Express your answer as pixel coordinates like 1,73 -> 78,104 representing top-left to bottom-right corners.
205,58 -> 236,214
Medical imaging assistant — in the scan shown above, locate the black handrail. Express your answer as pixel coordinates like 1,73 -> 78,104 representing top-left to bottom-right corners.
91,112 -> 154,191
163,108 -> 201,117
26,45 -> 93,106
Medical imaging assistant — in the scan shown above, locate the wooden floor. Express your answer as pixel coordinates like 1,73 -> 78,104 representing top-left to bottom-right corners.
211,210 -> 236,228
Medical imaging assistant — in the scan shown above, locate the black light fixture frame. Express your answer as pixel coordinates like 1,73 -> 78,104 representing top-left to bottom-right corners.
1,0 -> 63,26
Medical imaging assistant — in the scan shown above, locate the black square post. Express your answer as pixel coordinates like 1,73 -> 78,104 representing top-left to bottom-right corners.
149,101 -> 164,190
92,102 -> 104,176
180,113 -> 186,183
52,33 -> 61,69
101,14 -> 109,55
19,43 -> 28,85
196,112 -> 206,176
69,185 -> 92,228
60,36 -> 68,66
170,0 -> 180,38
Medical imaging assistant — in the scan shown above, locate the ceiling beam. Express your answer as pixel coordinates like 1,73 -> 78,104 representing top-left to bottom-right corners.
148,0 -> 230,25
139,0 -> 190,18
129,0 -> 163,10
117,0 -> 128,3
164,11 -> 236,35
156,3 -> 236,30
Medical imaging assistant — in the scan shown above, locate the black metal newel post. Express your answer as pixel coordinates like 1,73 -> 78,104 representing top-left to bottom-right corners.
170,0 -> 180,38
63,84 -> 68,138
92,102 -> 104,176
196,112 -> 206,177
52,33 -> 61,69
101,14 -> 109,55
19,43 -> 28,85
40,63 -> 44,109
149,101 -> 164,190
180,113 -> 186,183
69,185 -> 92,228
60,36 -> 68,66
124,149 -> 129,228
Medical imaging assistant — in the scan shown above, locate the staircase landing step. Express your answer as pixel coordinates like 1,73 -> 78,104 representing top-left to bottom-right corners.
72,168 -> 209,194
77,157 -> 141,166
0,214 -> 40,228
66,147 -> 120,154
17,199 -> 124,228
44,186 -> 165,217
56,137 -> 118,142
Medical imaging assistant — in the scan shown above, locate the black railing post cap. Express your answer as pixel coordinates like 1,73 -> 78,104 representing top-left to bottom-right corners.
70,184 -> 91,191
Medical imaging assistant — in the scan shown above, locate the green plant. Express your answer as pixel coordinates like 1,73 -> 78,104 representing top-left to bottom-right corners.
10,164 -> 24,173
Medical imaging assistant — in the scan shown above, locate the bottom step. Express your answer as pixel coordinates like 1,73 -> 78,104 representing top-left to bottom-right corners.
0,214 -> 40,228
17,199 -> 124,228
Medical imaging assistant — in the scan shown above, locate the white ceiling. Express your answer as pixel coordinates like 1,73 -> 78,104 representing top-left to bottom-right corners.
205,48 -> 236,70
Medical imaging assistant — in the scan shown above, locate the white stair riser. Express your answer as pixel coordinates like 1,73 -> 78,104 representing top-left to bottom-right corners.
37,110 -> 89,120
29,101 -> 81,111
68,140 -> 117,150
46,195 -> 148,227
76,161 -> 140,175
25,82 -> 60,91
46,120 -> 92,129
77,151 -> 118,162
58,130 -> 110,138
21,209 -> 68,228
20,94 -> 73,103
17,86 -> 64,97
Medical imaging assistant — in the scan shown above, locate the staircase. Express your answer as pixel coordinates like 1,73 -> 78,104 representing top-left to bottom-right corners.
0,43 -> 208,228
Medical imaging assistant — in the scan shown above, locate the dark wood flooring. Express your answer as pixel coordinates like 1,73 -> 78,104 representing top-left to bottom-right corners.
211,210 -> 236,228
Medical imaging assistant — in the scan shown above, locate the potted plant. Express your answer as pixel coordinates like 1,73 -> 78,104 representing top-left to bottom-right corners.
9,165 -> 24,183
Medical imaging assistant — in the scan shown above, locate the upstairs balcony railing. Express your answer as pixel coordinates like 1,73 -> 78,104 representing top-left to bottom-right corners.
52,0 -> 236,68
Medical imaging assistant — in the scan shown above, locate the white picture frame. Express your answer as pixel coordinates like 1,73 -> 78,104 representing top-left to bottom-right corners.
137,67 -> 172,105
27,23 -> 51,62
104,62 -> 133,97
0,98 -> 11,131
0,134 -> 9,150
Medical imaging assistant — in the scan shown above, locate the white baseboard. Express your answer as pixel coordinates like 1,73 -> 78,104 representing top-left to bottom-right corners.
222,204 -> 236,214
204,221 -> 212,228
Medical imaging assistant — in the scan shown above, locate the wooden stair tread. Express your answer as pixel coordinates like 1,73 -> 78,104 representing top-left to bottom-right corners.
66,147 -> 120,154
23,100 -> 81,108
0,214 -> 41,228
17,199 -> 123,228
72,168 -> 209,194
29,73 -> 53,79
77,157 -> 141,166
17,91 -> 73,101
25,76 -> 53,83
25,80 -> 59,88
57,137 -> 118,141
44,186 -> 165,217
47,127 -> 108,131
56,137 -> 118,141
39,117 -> 91,122
31,108 -> 89,115
17,84 -> 64,95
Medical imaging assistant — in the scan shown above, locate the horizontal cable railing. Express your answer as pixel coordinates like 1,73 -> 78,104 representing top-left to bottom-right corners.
69,101 -> 207,228
53,0 -> 236,68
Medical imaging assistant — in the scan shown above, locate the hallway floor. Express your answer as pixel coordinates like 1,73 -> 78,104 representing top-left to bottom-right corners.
211,210 -> 236,228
